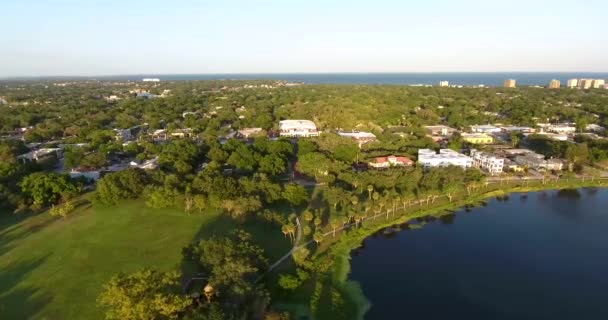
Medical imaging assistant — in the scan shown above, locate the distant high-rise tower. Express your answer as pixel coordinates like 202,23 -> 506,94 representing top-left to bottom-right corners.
579,79 -> 594,89
439,81 -> 449,87
592,79 -> 605,89
548,79 -> 560,89
503,79 -> 516,88
566,79 -> 578,88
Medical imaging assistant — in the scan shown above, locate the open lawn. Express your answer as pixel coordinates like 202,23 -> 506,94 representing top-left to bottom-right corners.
0,198 -> 290,319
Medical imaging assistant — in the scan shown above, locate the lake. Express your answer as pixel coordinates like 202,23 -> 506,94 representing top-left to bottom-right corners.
349,188 -> 608,320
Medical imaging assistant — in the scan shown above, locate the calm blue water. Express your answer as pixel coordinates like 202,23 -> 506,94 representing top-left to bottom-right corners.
9,73 -> 608,86
349,188 -> 608,320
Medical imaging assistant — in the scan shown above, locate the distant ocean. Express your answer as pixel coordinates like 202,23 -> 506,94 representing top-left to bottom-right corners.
6,73 -> 608,87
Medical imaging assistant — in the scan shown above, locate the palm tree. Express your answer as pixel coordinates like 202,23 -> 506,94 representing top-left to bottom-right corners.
285,223 -> 296,242
313,231 -> 324,245
313,216 -> 322,229
372,191 -> 380,202
330,217 -> 340,237
302,210 -> 314,223
350,195 -> 359,210
367,185 -> 374,200
281,224 -> 290,239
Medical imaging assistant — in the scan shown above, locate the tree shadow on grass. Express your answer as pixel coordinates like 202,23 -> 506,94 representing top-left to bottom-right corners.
179,212 -> 292,290
0,254 -> 53,319
0,213 -> 58,258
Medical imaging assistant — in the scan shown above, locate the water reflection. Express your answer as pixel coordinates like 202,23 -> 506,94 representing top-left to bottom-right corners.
556,189 -> 581,199
439,213 -> 456,225
349,189 -> 608,320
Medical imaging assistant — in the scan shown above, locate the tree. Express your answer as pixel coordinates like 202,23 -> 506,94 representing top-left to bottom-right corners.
565,143 -> 589,172
313,230 -> 324,245
49,199 -> 75,219
282,183 -> 308,207
302,210 -> 314,223
20,172 -> 78,207
95,169 -> 148,205
366,185 -> 374,200
97,269 -> 191,320
329,217 -> 340,237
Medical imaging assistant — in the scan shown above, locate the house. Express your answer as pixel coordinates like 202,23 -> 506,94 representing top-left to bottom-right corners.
279,120 -> 319,137
69,170 -> 101,181
470,125 -> 501,134
368,155 -> 413,169
151,129 -> 167,141
418,149 -> 473,169
114,128 -> 133,142
470,149 -> 504,175
16,148 -> 62,164
170,128 -> 193,139
130,157 -> 158,170
337,131 -> 377,147
424,125 -> 457,137
500,126 -> 535,134
547,125 -> 576,134
586,124 -> 605,132
461,133 -> 494,144
237,128 -> 265,139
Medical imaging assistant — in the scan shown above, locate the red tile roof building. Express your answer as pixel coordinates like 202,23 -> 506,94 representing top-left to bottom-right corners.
369,155 -> 413,168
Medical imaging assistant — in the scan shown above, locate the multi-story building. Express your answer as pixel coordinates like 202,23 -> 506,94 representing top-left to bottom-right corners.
461,133 -> 494,144
592,79 -> 606,89
418,149 -> 473,169
470,149 -> 504,175
278,120 -> 319,137
439,81 -> 449,87
504,79 -> 516,88
566,79 -> 578,88
548,79 -> 561,89
368,155 -> 414,169
579,79 -> 594,89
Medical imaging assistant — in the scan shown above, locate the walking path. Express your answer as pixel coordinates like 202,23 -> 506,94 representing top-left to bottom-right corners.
265,175 -> 608,273
267,217 -> 301,272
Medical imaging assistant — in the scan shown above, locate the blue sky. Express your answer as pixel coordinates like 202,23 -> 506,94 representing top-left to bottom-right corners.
1,0 -> 607,77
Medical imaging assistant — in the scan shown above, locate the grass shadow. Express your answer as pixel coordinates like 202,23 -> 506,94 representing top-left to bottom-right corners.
0,254 -> 53,319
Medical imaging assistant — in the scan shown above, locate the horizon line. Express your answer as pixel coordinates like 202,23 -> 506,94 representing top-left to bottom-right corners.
3,70 -> 608,81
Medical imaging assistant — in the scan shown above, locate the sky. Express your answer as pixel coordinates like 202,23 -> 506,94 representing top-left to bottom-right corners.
1,0 -> 607,77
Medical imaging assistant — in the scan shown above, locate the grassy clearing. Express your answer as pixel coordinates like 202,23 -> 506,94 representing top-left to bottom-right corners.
0,197 -> 289,320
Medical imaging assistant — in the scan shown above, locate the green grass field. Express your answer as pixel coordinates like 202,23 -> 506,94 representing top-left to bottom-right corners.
0,198 -> 289,319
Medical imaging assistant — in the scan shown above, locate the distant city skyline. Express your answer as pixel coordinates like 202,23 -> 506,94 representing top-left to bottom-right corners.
2,0 -> 608,77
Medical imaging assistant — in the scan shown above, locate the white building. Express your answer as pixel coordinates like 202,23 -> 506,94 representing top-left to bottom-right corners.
279,120 -> 319,137
439,81 -> 449,87
470,149 -> 504,175
470,124 -> 501,134
586,124 -> 605,132
592,79 -> 606,89
417,149 -> 473,169
337,131 -> 377,147
566,79 -> 578,88
546,125 -> 575,134
142,78 -> 160,82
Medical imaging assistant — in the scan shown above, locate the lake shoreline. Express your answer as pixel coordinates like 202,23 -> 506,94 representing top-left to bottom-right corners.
312,179 -> 608,319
